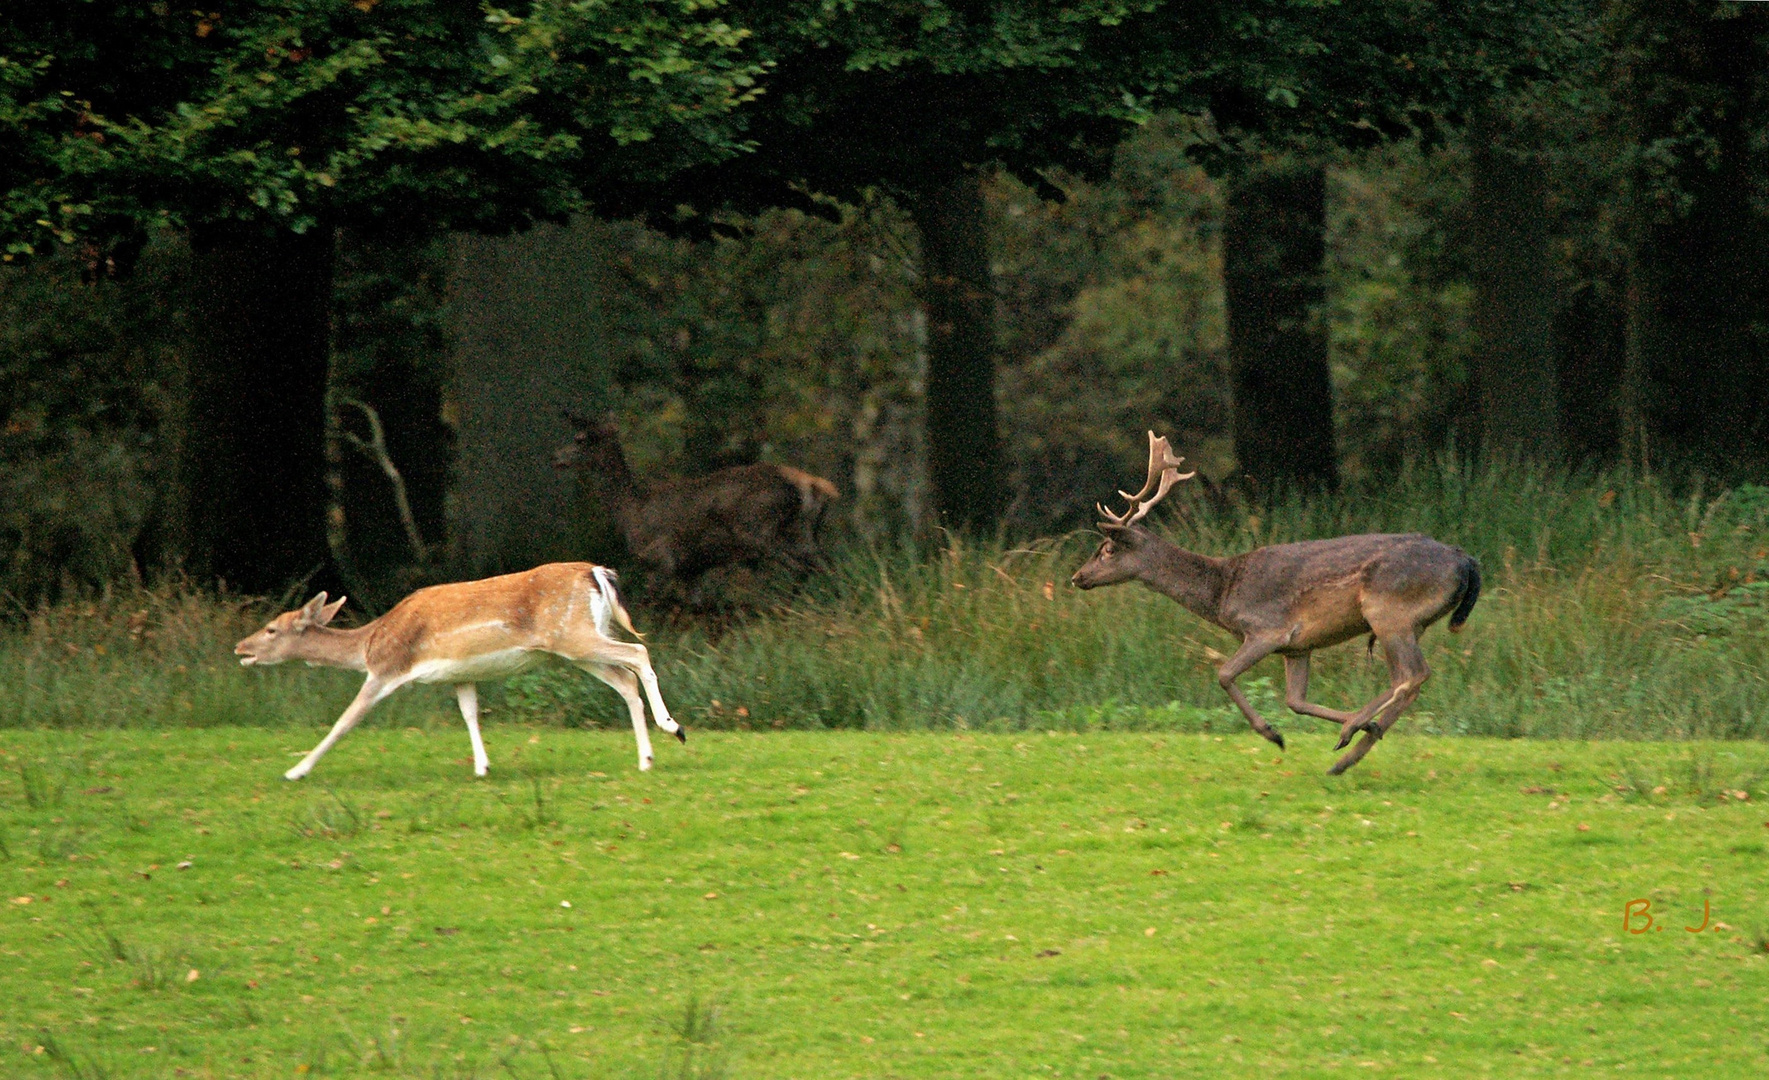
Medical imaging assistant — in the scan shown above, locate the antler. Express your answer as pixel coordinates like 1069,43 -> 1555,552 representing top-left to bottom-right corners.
1097,431 -> 1197,527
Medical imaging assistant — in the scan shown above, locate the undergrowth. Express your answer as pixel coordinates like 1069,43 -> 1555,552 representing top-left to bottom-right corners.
4,458 -> 1769,740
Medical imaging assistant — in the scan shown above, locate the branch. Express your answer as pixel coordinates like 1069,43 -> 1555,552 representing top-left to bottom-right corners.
337,396 -> 430,566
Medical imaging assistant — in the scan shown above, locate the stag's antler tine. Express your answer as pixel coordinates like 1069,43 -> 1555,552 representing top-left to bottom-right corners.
1124,467 -> 1180,526
1097,501 -> 1130,527
1100,432 -> 1197,527
1117,432 -> 1172,505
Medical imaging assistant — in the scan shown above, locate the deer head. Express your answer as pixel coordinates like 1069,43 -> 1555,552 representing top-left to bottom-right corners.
1070,431 -> 1195,590
234,592 -> 348,666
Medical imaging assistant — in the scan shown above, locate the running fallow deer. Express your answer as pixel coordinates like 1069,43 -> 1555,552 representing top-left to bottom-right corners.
1070,433 -> 1480,774
553,414 -> 839,586
234,563 -> 682,779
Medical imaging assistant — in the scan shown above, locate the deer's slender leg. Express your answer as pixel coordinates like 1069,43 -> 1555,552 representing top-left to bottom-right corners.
1282,654 -> 1365,724
455,683 -> 489,777
580,663 -> 654,771
1217,636 -> 1289,750
285,676 -> 392,781
1328,630 -> 1429,776
560,635 -> 683,746
594,639 -> 682,742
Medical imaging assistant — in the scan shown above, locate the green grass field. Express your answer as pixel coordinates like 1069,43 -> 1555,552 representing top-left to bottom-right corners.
4,727 -> 1767,1078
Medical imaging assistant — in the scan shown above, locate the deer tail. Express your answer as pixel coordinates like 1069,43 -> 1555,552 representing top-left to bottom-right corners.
590,565 -> 642,639
1448,556 -> 1481,632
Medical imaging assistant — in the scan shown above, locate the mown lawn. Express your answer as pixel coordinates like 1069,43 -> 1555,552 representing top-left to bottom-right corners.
2,727 -> 1767,1078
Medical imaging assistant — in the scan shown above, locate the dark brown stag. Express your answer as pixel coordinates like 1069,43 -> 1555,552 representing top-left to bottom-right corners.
1070,433 -> 1480,774
554,414 -> 839,589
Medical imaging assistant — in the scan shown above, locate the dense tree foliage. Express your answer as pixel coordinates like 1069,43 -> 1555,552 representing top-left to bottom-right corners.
593,0 -> 1572,525
1,0 -> 757,254
0,0 -> 759,592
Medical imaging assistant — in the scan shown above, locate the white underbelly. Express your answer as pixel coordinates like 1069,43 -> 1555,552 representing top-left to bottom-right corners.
407,649 -> 545,685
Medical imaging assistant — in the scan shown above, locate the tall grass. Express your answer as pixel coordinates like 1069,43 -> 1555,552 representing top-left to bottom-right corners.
5,457 -> 1768,740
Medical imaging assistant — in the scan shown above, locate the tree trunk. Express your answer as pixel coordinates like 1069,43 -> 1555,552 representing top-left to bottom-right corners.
1469,116 -> 1561,460
1224,160 -> 1338,492
1552,278 -> 1624,465
181,227 -> 334,594
1638,179 -> 1769,474
908,171 -> 1004,533
1618,3 -> 1769,475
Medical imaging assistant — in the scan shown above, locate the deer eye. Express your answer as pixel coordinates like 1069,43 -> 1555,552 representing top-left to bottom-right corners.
266,627 -> 278,636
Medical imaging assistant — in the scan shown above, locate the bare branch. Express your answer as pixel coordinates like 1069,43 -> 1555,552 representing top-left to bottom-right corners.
338,396 -> 429,566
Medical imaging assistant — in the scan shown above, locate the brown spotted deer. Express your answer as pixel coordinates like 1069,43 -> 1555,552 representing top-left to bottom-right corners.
553,414 -> 839,588
1070,433 -> 1480,774
233,563 -> 681,779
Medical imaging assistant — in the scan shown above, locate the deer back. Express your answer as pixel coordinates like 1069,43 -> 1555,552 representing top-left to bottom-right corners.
1220,533 -> 1470,649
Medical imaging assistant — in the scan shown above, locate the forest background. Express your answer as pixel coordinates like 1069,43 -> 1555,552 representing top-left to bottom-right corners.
2,1 -> 1767,615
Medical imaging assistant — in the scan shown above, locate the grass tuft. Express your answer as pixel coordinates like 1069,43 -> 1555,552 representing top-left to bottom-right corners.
288,785 -> 366,839
657,993 -> 728,1080
35,1031 -> 114,1080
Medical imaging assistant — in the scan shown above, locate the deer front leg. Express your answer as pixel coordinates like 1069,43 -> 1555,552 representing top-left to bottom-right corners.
285,676 -> 391,780
1217,636 -> 1289,750
1282,654 -> 1366,724
455,683 -> 489,777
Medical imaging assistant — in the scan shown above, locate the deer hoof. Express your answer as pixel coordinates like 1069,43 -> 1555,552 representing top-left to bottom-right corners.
1361,719 -> 1384,738
1265,729 -> 1286,751
1333,730 -> 1355,752
674,726 -> 687,744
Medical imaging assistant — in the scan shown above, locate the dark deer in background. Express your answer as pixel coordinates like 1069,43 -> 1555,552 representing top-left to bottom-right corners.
554,413 -> 839,591
1070,433 -> 1480,774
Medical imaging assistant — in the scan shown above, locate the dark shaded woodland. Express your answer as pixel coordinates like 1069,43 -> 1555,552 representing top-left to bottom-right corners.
4,2 -> 1768,606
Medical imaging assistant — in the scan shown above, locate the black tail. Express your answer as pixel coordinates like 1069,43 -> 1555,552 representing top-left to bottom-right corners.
1448,556 -> 1481,632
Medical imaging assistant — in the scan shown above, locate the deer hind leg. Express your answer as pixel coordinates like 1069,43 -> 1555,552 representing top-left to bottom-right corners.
284,676 -> 393,781
580,663 -> 655,772
1217,635 -> 1290,750
559,634 -> 682,754
1328,630 -> 1429,776
455,684 -> 489,777
592,638 -> 681,742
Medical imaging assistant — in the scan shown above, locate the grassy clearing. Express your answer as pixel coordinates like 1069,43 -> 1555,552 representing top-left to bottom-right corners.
3,727 -> 1767,1078
6,459 -> 1769,741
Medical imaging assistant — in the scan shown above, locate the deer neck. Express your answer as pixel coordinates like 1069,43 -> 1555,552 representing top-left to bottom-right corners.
1139,538 -> 1231,624
290,624 -> 374,672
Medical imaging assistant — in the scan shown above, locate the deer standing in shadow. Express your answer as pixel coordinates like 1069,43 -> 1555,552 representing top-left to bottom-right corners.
554,413 -> 839,597
1070,433 -> 1480,774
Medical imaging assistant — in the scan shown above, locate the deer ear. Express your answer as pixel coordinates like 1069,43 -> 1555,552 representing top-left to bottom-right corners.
318,596 -> 347,625
294,592 -> 329,628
